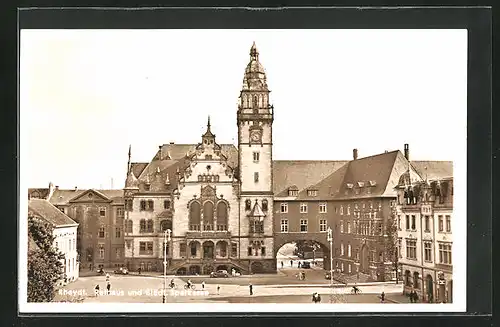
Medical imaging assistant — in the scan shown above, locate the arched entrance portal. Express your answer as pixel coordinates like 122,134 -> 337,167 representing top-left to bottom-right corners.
426,274 -> 434,302
275,240 -> 330,270
360,245 -> 369,273
203,241 -> 215,259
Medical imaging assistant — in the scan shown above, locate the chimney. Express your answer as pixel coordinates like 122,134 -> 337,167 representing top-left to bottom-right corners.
55,185 -> 59,190
169,141 -> 174,144
74,186 -> 78,191
404,144 -> 410,160
159,145 -> 163,160
353,148 -> 358,160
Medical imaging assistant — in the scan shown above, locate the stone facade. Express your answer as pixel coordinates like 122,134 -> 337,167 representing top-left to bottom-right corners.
396,171 -> 454,303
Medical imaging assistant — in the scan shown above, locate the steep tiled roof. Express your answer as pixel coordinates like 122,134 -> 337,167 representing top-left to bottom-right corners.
130,163 -> 148,178
48,189 -> 123,205
28,188 -> 50,200
156,143 -> 238,168
272,160 -> 349,196
49,189 -> 86,205
28,199 -> 78,227
411,161 -> 453,180
335,151 -> 401,199
298,162 -> 350,200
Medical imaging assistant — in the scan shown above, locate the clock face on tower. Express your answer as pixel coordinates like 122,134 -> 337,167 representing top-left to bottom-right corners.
250,130 -> 262,143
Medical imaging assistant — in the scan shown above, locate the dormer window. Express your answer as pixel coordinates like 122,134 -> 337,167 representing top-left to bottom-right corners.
357,182 -> 364,188
369,180 -> 376,187
288,190 -> 298,196
144,184 -> 150,191
307,190 -> 318,197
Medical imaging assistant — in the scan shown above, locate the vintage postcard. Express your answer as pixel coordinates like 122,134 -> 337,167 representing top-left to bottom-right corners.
19,28 -> 467,313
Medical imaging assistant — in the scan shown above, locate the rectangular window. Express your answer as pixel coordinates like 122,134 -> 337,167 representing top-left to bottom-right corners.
231,243 -> 237,257
254,172 -> 259,183
253,152 -> 260,162
348,264 -> 352,273
140,201 -> 146,211
98,227 -> 105,238
117,207 -> 124,218
398,238 -> 402,258
164,200 -> 171,210
300,219 -> 308,232
147,200 -> 154,211
261,247 -> 266,256
179,243 -> 187,257
115,248 -> 121,259
411,215 -> 416,230
424,242 -> 432,262
347,205 -> 351,215
340,221 -> 344,233
319,219 -> 327,232
341,243 -> 344,256
125,199 -> 133,211
280,219 -> 288,233
424,216 -> 430,232
439,243 -> 452,264
406,239 -> 417,260
445,215 -> 451,232
307,190 -> 318,197
139,242 -> 154,255
99,207 -> 106,217
115,227 -> 121,238
319,203 -> 327,213
99,246 -> 105,259
347,222 -> 351,233
300,203 -> 308,213
280,203 -> 288,213
347,244 -> 351,257
144,184 -> 151,191
248,247 -> 252,256
405,215 -> 410,230
340,206 -> 344,215
126,240 -> 131,249
438,215 -> 444,232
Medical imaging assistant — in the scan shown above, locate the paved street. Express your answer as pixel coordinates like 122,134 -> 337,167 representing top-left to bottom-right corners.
54,270 -> 404,304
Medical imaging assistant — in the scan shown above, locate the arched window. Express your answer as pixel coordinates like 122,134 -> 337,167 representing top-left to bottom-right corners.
253,95 -> 258,108
245,199 -> 251,211
140,200 -> 146,211
216,201 -> 228,231
413,271 -> 420,289
160,220 -> 172,232
189,201 -> 201,231
203,201 -> 214,230
125,220 -> 133,233
146,219 -> 154,233
262,199 -> 268,211
140,219 -> 146,233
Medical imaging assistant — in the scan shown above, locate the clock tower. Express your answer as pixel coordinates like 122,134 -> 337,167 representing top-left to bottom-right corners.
237,42 -> 275,272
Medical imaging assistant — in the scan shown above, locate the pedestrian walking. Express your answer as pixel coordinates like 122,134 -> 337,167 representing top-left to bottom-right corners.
138,267 -> 142,275
413,291 -> 419,303
202,281 -> 205,290
290,260 -> 293,267
249,283 -> 253,296
281,261 -> 284,269
105,273 -> 110,282
381,291 -> 385,303
217,285 -> 220,295
89,263 -> 92,271
298,261 -> 302,268
106,282 -> 111,295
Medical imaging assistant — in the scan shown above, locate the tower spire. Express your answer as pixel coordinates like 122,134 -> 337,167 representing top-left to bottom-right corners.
127,144 -> 132,173
250,41 -> 259,60
207,115 -> 211,131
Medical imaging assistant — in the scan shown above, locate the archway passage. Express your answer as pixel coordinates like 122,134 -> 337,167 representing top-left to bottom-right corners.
177,267 -> 187,275
275,240 -> 330,270
426,274 -> 434,302
360,244 -> 369,273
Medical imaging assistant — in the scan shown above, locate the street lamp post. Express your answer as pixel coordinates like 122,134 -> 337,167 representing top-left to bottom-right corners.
163,229 -> 171,304
327,227 -> 334,303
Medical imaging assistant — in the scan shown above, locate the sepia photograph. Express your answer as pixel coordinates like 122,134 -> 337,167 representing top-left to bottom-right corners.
19,28 -> 467,313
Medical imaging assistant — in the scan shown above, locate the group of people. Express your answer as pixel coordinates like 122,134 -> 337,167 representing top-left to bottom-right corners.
281,260 -> 316,269
408,290 -> 419,303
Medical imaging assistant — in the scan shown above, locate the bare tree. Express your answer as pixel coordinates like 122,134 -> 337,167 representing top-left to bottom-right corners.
383,202 -> 400,284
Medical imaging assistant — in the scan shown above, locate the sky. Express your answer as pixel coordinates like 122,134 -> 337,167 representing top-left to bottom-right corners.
21,29 -> 467,189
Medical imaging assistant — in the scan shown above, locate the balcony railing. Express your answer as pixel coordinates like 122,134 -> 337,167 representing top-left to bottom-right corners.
185,230 -> 231,239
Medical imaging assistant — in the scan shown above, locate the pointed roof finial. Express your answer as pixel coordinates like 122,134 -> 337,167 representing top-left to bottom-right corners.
250,41 -> 258,60
127,144 -> 132,173
207,115 -> 211,130
202,115 -> 215,138
165,173 -> 170,185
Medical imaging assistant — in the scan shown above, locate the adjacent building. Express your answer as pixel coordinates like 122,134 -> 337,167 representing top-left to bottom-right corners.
395,166 -> 454,302
29,185 -> 125,270
28,198 -> 79,282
